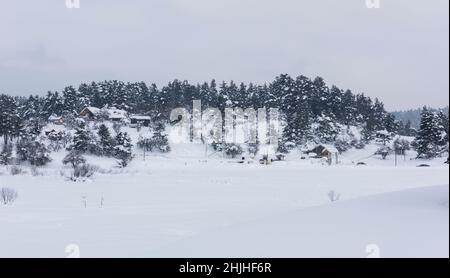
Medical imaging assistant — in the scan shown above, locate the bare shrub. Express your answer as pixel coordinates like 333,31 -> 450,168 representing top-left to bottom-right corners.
328,190 -> 341,202
30,166 -> 44,176
1,187 -> 18,205
9,165 -> 25,176
68,164 -> 95,182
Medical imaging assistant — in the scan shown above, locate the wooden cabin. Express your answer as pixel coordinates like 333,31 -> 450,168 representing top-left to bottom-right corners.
307,144 -> 340,165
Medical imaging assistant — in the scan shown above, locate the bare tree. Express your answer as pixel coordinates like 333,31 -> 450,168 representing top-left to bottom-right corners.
0,187 -> 18,205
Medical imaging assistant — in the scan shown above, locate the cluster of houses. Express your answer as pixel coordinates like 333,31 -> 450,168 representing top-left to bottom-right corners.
48,106 -> 152,128
47,106 -> 340,163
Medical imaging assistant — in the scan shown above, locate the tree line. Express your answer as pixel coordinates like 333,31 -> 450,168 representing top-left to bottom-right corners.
0,74 -> 448,162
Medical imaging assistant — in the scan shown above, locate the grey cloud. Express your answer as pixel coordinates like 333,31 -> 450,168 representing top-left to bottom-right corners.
0,0 -> 448,110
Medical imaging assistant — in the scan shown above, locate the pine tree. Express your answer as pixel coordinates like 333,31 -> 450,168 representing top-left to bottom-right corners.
70,122 -> 90,153
312,114 -> 340,143
436,111 -> 449,147
114,132 -> 133,167
62,86 -> 79,115
97,124 -> 114,156
0,94 -> 22,145
63,150 -> 86,168
150,123 -> 170,153
414,107 -> 442,158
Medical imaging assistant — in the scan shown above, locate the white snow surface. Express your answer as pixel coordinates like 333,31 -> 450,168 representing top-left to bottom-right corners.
156,184 -> 449,258
0,127 -> 448,258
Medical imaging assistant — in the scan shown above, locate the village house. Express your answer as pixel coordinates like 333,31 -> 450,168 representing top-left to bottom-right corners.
79,107 -> 128,122
48,114 -> 64,125
130,115 -> 152,127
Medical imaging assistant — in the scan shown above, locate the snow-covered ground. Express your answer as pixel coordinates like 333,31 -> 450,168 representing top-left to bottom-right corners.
0,141 -> 448,258
0,122 -> 449,257
157,185 -> 449,258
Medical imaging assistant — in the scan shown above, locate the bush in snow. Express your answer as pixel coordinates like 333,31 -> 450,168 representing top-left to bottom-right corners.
223,143 -> 243,158
9,165 -> 25,176
375,146 -> 392,160
354,140 -> 366,150
393,137 -> 411,155
137,136 -> 152,152
334,139 -> 351,153
277,140 -> 295,154
16,138 -> 52,166
137,123 -> 170,154
63,150 -> 86,168
47,130 -> 66,151
328,190 -> 341,202
63,151 -> 94,181
211,141 -> 224,152
375,130 -> 393,146
72,163 -> 95,180
0,187 -> 18,205
247,143 -> 259,157
30,166 -> 44,176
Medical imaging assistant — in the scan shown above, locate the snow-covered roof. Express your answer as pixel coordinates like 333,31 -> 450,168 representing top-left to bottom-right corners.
130,115 -> 152,120
376,129 -> 391,136
107,107 -> 128,119
81,107 -> 128,119
85,107 -> 101,115
309,144 -> 339,154
48,114 -> 62,121
320,144 -> 339,153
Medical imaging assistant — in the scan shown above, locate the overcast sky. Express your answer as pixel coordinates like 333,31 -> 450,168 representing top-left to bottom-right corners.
0,0 -> 448,110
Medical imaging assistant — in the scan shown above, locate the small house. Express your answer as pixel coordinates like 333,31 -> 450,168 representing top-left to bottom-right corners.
307,144 -> 340,164
48,114 -> 64,125
130,115 -> 152,127
79,106 -> 128,122
79,107 -> 101,120
107,107 -> 128,122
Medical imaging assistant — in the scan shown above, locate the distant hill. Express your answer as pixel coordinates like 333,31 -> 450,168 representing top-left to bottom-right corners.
391,107 -> 449,129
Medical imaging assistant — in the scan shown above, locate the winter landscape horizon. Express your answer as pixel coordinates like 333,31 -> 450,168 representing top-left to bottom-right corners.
0,0 -> 448,261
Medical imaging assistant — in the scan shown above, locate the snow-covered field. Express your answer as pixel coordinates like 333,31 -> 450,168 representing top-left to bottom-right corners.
0,142 -> 448,258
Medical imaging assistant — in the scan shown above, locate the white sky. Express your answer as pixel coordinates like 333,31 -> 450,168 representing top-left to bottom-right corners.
0,0 -> 448,110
